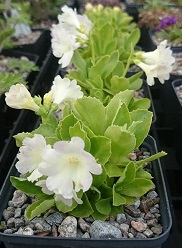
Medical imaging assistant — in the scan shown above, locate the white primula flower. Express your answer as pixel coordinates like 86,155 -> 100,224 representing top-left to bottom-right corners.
51,24 -> 79,68
38,137 -> 102,206
5,84 -> 40,112
59,5 -> 92,33
50,75 -> 83,109
15,134 -> 51,182
135,40 -> 175,86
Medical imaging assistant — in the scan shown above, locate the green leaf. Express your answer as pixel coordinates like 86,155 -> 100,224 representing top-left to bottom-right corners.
130,98 -> 151,111
90,136 -> 111,165
33,123 -> 56,138
130,109 -> 153,147
110,76 -> 130,94
56,193 -> 81,213
10,177 -> 44,195
72,50 -> 87,77
95,198 -> 112,215
125,28 -> 141,50
13,132 -> 33,147
88,50 -> 119,80
120,178 -> 155,198
45,136 -> 60,145
113,189 -> 126,206
72,97 -> 105,135
70,193 -> 94,218
136,151 -> 167,169
105,126 -> 136,163
59,113 -> 78,140
116,162 -> 136,187
113,102 -> 131,127
104,162 -> 124,177
26,199 -> 55,220
128,76 -> 143,91
69,121 -> 91,152
136,168 -> 153,179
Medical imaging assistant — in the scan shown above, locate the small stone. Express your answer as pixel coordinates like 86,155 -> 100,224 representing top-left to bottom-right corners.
135,232 -> 147,238
125,205 -> 141,218
84,216 -> 94,223
78,218 -> 91,233
150,207 -> 160,214
151,225 -> 163,235
140,197 -> 160,213
22,226 -> 34,235
58,216 -> 77,238
14,227 -> 24,235
7,217 -> 15,228
128,233 -> 134,238
144,212 -> 155,220
51,224 -> 58,237
9,190 -> 28,208
35,223 -> 44,230
131,221 -> 147,232
45,212 -> 64,225
30,217 -> 51,232
90,220 -> 122,239
120,223 -> 129,233
146,191 -> 158,199
147,218 -> 158,227
4,229 -> 13,234
143,229 -> 154,238
116,213 -> 127,224
14,208 -> 22,218
3,207 -> 15,221
133,199 -> 141,209
14,218 -> 24,229
82,232 -> 90,238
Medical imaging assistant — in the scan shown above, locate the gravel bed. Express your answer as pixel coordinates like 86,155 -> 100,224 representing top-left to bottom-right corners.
0,147 -> 163,239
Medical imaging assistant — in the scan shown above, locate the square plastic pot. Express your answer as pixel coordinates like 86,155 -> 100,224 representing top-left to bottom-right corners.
0,135 -> 172,248
171,79 -> 182,166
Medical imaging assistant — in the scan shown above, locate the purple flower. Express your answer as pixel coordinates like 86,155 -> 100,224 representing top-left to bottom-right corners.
157,16 -> 177,30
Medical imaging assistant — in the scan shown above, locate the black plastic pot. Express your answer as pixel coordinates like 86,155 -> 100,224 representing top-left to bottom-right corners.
171,79 -> 182,166
0,135 -> 172,248
5,29 -> 51,67
124,0 -> 143,23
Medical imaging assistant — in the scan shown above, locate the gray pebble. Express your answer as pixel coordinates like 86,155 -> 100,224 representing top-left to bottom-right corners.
14,218 -> 25,229
14,208 -> 22,218
82,232 -> 90,238
30,217 -> 51,232
9,190 -> 28,208
146,191 -> 158,199
90,220 -> 122,239
125,205 -> 141,218
7,217 -> 15,228
78,218 -> 91,233
45,212 -> 64,225
3,207 -> 15,221
135,232 -> 147,238
3,229 -> 13,234
151,225 -> 163,235
143,228 -> 154,238
120,223 -> 129,233
116,213 -> 126,224
22,226 -> 34,235
58,216 -> 77,238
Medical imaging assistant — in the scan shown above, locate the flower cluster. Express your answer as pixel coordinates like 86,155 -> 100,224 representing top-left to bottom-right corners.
4,5 -> 174,221
157,16 -> 177,31
51,5 -> 92,68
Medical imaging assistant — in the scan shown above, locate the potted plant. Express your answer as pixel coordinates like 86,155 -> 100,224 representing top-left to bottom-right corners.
137,0 -> 182,51
0,4 -> 175,248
